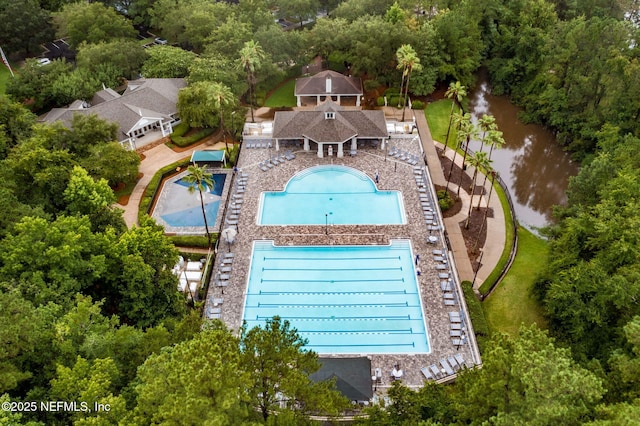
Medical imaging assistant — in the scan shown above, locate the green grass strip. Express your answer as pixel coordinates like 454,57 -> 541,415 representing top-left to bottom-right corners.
478,179 -> 516,296
425,99 -> 459,146
264,79 -> 297,108
482,227 -> 548,335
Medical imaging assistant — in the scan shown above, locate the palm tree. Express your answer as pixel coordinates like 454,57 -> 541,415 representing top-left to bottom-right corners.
477,114 -> 497,153
479,129 -> 505,192
396,44 -> 422,122
444,111 -> 465,193
474,168 -> 497,252
456,116 -> 479,199
238,40 -> 266,123
465,151 -> 492,228
442,81 -> 467,156
183,165 -> 215,246
208,82 -> 235,152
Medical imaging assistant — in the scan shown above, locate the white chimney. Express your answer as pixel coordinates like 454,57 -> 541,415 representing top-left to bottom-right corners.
326,76 -> 332,93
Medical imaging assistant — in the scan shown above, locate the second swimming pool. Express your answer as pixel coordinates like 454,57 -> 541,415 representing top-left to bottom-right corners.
242,239 -> 430,354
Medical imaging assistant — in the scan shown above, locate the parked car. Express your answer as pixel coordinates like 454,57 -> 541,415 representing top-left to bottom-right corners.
154,37 -> 168,45
37,58 -> 51,66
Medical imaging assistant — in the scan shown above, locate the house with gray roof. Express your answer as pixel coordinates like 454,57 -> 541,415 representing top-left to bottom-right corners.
272,101 -> 388,158
39,78 -> 186,150
295,70 -> 363,107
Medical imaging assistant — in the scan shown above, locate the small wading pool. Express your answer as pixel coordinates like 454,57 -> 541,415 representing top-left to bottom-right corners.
258,165 -> 406,225
242,240 -> 430,354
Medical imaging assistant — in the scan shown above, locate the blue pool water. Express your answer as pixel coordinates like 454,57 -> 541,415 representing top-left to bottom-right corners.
161,174 -> 227,227
258,165 -> 405,225
243,240 -> 430,354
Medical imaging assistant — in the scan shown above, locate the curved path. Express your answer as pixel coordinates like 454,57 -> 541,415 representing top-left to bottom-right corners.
414,113 -> 506,289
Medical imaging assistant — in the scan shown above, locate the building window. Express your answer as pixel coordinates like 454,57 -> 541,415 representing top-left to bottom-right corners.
325,112 -> 335,120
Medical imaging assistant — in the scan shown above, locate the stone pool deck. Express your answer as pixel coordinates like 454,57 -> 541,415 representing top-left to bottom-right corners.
204,135 -> 481,389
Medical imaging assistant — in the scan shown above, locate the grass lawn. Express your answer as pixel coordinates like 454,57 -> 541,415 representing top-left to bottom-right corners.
425,99 -> 459,145
483,226 -> 548,335
264,79 -> 296,108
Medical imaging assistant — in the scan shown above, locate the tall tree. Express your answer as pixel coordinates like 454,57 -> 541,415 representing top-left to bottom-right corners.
0,0 -> 53,57
276,0 -> 320,28
240,316 -> 349,422
130,327 -> 253,425
183,164 -> 215,247
442,81 -> 466,157
464,150 -> 491,228
177,81 -> 237,142
141,45 -> 198,78
478,128 -> 505,197
456,325 -> 604,424
53,2 -> 136,49
238,40 -> 267,123
396,44 -> 422,122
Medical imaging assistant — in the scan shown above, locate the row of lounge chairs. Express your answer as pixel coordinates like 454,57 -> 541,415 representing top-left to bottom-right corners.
421,353 -> 469,381
214,253 -> 235,295
259,150 -> 296,172
225,172 -> 248,227
206,296 -> 224,319
245,140 -> 272,149
389,146 -> 419,165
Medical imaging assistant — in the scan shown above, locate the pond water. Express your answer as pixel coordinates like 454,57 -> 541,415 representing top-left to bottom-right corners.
466,71 -> 579,232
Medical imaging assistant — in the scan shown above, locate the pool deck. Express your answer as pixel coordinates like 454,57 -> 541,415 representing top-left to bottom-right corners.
205,133 -> 481,389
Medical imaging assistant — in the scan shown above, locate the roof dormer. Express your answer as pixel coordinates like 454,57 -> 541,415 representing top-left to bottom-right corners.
325,111 -> 335,120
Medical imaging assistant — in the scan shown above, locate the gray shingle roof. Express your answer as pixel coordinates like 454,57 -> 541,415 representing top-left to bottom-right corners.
295,70 -> 362,97
38,78 -> 186,141
309,357 -> 373,401
273,102 -> 387,143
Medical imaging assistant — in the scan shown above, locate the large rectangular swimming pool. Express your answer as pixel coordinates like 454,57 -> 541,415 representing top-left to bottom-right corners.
242,240 -> 430,354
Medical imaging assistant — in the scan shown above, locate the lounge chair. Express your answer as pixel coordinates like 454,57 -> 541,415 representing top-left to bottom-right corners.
212,297 -> 224,305
441,281 -> 452,291
438,272 -> 449,279
260,164 -> 269,172
434,256 -> 445,262
227,214 -> 239,221
429,364 -> 442,379
454,354 -> 466,368
450,323 -> 462,330
444,299 -> 456,306
208,307 -> 221,315
421,367 -> 434,381
226,219 -> 238,225
448,356 -> 460,372
440,359 -> 455,376
222,257 -> 233,265
436,264 -> 448,270
206,312 -> 221,319
450,329 -> 462,337
448,312 -> 461,322
432,249 -> 443,255
215,280 -> 228,288
218,273 -> 230,280
223,253 -> 234,258
443,293 -> 455,300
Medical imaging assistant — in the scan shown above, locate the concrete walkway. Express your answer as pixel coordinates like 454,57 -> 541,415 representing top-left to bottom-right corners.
414,113 -> 506,288
119,137 -> 226,228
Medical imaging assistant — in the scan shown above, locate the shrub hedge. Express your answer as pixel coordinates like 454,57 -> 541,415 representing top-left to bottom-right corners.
170,127 -> 215,148
461,280 -> 490,353
170,235 -> 212,248
377,96 -> 385,107
411,100 -> 425,110
138,159 -> 192,223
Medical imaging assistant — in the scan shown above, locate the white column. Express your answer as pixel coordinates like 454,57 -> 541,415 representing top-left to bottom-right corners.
317,143 -> 323,158
316,95 -> 320,105
304,137 -> 310,151
351,137 -> 357,151
380,138 -> 385,150
297,96 -> 301,107
337,95 -> 341,105
275,139 -> 280,151
356,95 -> 361,107
337,143 -> 344,158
